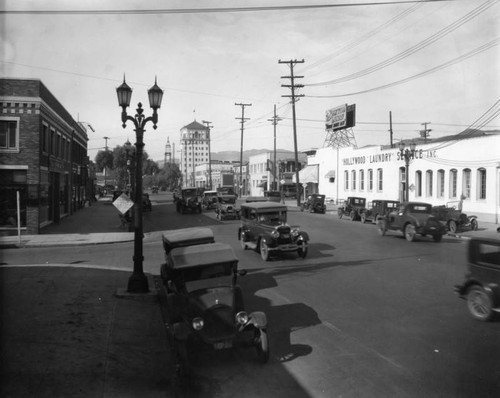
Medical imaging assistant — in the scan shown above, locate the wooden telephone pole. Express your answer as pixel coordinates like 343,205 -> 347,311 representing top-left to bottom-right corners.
235,102 -> 252,197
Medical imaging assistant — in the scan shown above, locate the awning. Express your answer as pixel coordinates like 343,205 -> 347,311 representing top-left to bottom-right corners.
257,181 -> 267,188
293,164 -> 318,184
324,169 -> 336,178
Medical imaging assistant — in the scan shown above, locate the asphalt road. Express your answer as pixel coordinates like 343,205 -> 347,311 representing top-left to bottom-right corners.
3,192 -> 500,397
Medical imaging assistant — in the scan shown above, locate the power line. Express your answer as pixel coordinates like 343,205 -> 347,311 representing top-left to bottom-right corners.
0,1 -> 453,15
235,102 -> 252,196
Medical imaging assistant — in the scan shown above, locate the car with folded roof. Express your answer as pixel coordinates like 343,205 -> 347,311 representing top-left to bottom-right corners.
360,199 -> 400,223
455,238 -> 500,321
238,202 -> 309,261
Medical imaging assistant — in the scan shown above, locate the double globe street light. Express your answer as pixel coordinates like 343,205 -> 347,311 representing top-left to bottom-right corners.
398,140 -> 417,202
116,76 -> 163,293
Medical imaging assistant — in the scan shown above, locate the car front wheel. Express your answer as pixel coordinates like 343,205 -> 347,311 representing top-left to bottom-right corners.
260,239 -> 270,261
338,209 -> 343,219
361,213 -> 367,223
466,285 -> 494,321
448,220 -> 457,233
471,219 -> 478,231
377,219 -> 387,236
297,239 -> 308,258
255,328 -> 270,363
404,224 -> 416,242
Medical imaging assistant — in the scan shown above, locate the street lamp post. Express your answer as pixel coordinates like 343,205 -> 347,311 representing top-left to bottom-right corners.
116,76 -> 163,293
398,141 -> 416,202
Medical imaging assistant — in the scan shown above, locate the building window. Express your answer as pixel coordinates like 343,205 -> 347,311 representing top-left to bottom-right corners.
426,170 -> 433,197
449,169 -> 457,198
360,170 -> 364,191
0,118 -> 19,151
50,128 -> 56,155
344,170 -> 349,190
463,169 -> 471,199
368,169 -> 373,191
437,169 -> 445,198
415,171 -> 422,197
42,123 -> 48,153
478,168 -> 486,200
352,170 -> 356,190
377,168 -> 383,191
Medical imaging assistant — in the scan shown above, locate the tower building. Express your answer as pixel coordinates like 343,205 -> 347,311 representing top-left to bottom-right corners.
180,121 -> 209,187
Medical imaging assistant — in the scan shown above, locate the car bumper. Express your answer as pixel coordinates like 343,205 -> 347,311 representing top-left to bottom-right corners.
269,242 -> 306,252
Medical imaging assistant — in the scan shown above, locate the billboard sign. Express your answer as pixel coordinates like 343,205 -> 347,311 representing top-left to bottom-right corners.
326,104 -> 356,131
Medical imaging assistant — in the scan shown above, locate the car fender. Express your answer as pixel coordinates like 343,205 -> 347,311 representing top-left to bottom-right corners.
248,311 -> 267,329
461,280 -> 498,304
297,231 -> 309,242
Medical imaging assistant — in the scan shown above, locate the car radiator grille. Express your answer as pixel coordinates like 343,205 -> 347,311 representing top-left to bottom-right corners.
200,306 -> 235,340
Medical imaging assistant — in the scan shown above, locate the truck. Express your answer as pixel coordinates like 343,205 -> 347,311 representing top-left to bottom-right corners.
217,172 -> 236,196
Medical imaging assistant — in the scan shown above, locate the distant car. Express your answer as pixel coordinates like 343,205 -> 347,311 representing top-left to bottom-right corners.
202,190 -> 218,210
377,202 -> 447,242
360,199 -> 400,224
300,194 -> 326,214
455,238 -> 500,321
215,195 -> 240,220
432,201 -> 478,233
337,197 -> 366,221
176,187 -> 202,214
264,190 -> 282,203
161,241 -> 269,372
238,202 -> 309,261
151,186 -> 159,194
245,196 -> 270,203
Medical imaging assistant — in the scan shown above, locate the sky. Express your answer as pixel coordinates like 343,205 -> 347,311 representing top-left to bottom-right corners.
1,0 -> 499,163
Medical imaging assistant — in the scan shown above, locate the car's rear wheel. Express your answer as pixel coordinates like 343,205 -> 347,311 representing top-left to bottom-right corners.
404,224 -> 416,242
466,285 -> 494,321
377,219 -> 387,236
350,211 -> 356,221
255,328 -> 270,363
471,219 -> 478,231
361,213 -> 367,223
448,220 -> 457,233
260,239 -> 270,261
297,239 -> 308,258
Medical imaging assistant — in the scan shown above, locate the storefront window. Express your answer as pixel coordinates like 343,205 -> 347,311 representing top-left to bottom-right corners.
0,169 -> 27,228
426,170 -> 433,197
437,170 -> 445,198
449,169 -> 457,198
377,168 -> 383,191
478,168 -> 486,200
463,169 -> 471,199
0,118 -> 19,151
368,169 -> 373,191
415,171 -> 422,197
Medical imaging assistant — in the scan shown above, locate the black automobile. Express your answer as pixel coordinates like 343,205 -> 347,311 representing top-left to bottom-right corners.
337,196 -> 366,221
238,202 -> 309,261
215,195 -> 240,220
300,194 -> 327,214
432,201 -> 478,233
161,238 -> 270,372
176,187 -> 202,214
455,238 -> 500,321
360,199 -> 400,223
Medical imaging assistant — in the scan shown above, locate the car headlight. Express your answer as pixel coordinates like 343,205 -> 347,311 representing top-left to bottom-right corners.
291,228 -> 300,237
235,311 -> 249,325
271,230 -> 280,239
192,317 -> 204,331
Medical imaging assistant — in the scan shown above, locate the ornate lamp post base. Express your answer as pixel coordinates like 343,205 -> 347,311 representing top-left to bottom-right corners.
127,271 -> 149,293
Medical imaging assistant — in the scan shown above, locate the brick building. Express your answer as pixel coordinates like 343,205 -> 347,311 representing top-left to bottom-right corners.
0,78 -> 92,235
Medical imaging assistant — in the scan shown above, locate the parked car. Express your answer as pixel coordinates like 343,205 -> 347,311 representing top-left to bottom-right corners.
360,199 -> 400,223
160,227 -> 215,261
377,201 -> 447,242
202,190 -> 218,210
455,238 -> 500,321
432,201 -> 478,233
337,197 -> 366,221
300,194 -> 327,214
245,196 -> 270,203
264,190 -> 282,203
238,202 -> 309,261
151,186 -> 159,194
161,241 -> 270,371
215,195 -> 240,220
176,187 -> 202,214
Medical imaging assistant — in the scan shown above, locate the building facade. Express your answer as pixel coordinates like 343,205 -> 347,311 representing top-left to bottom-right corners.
0,78 -> 91,235
179,121 -> 209,187
194,160 -> 238,190
307,132 -> 500,223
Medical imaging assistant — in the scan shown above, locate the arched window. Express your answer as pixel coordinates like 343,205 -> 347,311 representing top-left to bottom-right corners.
477,168 -> 486,199
352,170 -> 356,190
377,168 -> 383,191
368,169 -> 373,191
344,170 -> 349,190
462,169 -> 471,199
359,170 -> 365,191
449,169 -> 457,198
437,169 -> 445,198
415,170 -> 422,197
426,170 -> 433,197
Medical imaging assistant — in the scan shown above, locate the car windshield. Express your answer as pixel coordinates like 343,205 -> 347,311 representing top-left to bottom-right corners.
258,211 -> 286,225
185,275 -> 233,293
219,197 -> 236,204
408,204 -> 431,213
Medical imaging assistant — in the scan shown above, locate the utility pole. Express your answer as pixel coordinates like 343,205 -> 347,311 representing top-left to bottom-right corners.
235,102 -> 252,197
420,122 -> 432,144
202,120 -> 213,190
103,136 -> 110,189
267,104 -> 282,191
389,111 -> 394,148
279,58 -> 304,206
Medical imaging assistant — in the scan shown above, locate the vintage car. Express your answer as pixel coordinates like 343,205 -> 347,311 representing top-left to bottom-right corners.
245,196 -> 270,203
201,190 -> 218,210
238,202 -> 309,261
215,195 -> 240,220
176,187 -> 202,214
300,194 -> 327,214
360,199 -> 400,224
160,227 -> 215,261
151,186 -> 159,194
337,196 -> 366,221
161,241 -> 269,369
455,238 -> 500,321
432,201 -> 478,233
264,190 -> 282,203
377,201 -> 447,242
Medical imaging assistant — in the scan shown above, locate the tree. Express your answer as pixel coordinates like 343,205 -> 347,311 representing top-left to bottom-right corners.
156,163 -> 182,191
94,150 -> 114,172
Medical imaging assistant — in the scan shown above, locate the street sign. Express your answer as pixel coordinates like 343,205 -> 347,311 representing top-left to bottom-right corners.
113,193 -> 134,215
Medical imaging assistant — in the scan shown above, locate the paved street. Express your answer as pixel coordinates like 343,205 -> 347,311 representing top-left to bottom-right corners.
1,192 -> 500,397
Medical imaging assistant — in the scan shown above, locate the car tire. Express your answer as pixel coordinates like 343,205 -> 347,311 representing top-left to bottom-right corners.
240,232 -> 247,250
297,239 -> 308,259
377,219 -> 387,236
255,328 -> 270,364
338,209 -> 343,219
448,220 -> 457,233
471,219 -> 478,231
260,239 -> 270,261
432,234 -> 442,242
466,285 -> 494,321
361,213 -> 366,223
404,223 -> 416,242
350,211 -> 356,221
